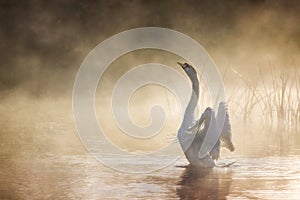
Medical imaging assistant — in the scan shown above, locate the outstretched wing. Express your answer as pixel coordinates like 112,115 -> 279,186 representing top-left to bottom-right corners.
216,102 -> 235,151
195,108 -> 221,160
192,120 -> 216,167
210,139 -> 220,160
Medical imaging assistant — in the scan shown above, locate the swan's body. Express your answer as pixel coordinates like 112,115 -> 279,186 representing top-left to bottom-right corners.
177,62 -> 234,167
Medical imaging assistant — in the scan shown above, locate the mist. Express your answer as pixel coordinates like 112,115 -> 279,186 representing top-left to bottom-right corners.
1,1 -> 300,198
1,0 -> 299,95
0,0 -> 299,157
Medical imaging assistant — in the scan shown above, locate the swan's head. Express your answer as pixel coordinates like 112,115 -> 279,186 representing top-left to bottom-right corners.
177,62 -> 197,79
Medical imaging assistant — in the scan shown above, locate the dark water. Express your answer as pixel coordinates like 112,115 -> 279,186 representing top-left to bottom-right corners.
1,153 -> 300,200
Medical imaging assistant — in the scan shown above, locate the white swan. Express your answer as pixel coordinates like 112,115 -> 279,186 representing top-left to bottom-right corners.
177,62 -> 234,167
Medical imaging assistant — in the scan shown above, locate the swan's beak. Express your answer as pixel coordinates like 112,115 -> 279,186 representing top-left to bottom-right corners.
177,62 -> 186,69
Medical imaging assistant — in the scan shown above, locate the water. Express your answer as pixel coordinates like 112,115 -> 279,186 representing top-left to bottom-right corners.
1,153 -> 300,199
1,99 -> 300,199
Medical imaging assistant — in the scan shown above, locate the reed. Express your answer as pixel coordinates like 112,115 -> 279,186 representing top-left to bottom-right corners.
227,64 -> 299,134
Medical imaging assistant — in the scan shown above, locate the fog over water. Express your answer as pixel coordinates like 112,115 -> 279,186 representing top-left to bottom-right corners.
1,0 -> 300,199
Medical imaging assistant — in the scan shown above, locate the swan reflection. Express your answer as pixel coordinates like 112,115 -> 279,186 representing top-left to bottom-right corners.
177,166 -> 233,200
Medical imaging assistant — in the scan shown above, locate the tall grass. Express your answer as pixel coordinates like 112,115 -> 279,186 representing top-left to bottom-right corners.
227,64 -> 300,134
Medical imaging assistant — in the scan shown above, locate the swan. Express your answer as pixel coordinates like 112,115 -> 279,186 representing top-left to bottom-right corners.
177,62 -> 234,167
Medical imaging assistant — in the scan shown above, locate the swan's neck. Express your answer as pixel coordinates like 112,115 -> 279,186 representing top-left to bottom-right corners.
178,76 -> 199,137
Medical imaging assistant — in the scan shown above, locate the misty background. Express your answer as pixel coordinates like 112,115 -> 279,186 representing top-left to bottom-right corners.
1,1 -> 300,199
1,0 -> 299,96
1,0 -> 300,159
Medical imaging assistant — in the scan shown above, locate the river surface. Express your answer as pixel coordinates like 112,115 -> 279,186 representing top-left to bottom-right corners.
1,99 -> 300,199
1,153 -> 300,199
